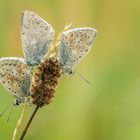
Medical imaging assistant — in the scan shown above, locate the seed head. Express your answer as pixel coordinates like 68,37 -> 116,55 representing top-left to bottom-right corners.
30,57 -> 61,107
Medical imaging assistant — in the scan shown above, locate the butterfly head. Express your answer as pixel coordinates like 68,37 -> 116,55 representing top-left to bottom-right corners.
13,96 -> 26,106
13,99 -> 22,106
60,65 -> 73,75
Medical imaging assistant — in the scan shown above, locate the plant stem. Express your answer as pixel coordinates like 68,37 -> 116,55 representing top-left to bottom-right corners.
19,105 -> 39,140
12,100 -> 28,140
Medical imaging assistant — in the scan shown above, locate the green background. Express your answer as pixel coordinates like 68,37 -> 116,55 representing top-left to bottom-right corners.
0,0 -> 140,140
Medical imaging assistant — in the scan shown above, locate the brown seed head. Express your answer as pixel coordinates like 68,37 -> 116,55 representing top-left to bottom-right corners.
30,57 -> 61,107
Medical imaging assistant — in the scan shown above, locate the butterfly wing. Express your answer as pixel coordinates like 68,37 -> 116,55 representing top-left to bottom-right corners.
0,57 -> 31,104
21,10 -> 55,66
58,28 -> 97,74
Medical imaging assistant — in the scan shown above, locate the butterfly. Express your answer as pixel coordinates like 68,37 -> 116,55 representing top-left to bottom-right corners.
0,10 -> 97,106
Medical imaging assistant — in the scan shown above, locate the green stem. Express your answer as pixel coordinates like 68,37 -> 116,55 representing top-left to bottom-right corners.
19,106 -> 39,140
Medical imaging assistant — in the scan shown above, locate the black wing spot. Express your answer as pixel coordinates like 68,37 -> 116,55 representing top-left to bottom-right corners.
71,33 -> 73,37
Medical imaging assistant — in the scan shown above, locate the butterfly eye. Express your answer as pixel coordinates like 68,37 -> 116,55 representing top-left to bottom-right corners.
69,71 -> 72,74
15,100 -> 19,106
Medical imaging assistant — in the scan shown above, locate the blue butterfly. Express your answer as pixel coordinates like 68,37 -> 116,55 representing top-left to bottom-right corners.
0,10 -> 97,106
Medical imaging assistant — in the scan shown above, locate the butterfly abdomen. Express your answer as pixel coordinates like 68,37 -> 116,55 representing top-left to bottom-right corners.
30,57 -> 61,107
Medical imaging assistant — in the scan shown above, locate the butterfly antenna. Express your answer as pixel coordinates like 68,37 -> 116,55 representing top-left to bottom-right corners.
75,71 -> 90,84
0,103 -> 11,117
7,105 -> 14,123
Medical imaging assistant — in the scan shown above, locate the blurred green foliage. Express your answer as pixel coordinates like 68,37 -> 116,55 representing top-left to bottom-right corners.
0,0 -> 140,140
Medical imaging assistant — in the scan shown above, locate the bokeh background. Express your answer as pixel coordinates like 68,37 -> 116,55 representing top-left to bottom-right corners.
0,0 -> 140,140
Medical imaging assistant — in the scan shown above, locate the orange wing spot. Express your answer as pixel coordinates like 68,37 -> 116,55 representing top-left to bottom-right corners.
75,45 -> 83,53
16,64 -> 27,75
69,38 -> 74,45
22,64 -> 27,70
80,37 -> 86,42
7,75 -> 16,83
72,45 -> 77,49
